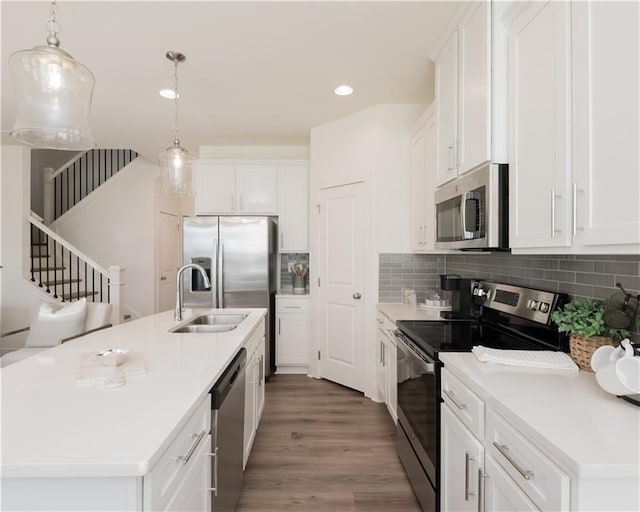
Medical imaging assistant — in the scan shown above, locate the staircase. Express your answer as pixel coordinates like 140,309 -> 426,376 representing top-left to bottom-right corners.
25,149 -> 137,325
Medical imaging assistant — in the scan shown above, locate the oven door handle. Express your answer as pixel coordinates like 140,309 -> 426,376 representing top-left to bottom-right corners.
393,330 -> 436,374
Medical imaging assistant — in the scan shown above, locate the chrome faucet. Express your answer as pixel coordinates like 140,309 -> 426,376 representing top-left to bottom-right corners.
175,264 -> 211,321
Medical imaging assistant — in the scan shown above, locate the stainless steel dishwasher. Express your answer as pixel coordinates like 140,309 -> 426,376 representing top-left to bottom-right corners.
210,348 -> 246,512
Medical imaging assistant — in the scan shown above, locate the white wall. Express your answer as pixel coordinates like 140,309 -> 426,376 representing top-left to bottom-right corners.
53,157 -> 161,319
199,145 -> 309,160
308,103 -> 424,400
0,145 -> 46,353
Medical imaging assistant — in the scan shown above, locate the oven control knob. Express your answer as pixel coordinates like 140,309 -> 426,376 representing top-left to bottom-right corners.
527,299 -> 539,310
538,302 -> 550,313
475,288 -> 489,299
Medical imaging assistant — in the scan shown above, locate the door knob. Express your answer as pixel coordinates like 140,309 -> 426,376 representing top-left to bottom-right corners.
353,292 -> 362,300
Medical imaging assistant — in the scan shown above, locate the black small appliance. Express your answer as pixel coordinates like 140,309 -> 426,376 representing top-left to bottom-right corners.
438,274 -> 480,320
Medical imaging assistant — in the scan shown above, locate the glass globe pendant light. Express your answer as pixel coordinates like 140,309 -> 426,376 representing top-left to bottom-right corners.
9,0 -> 96,150
158,51 -> 193,196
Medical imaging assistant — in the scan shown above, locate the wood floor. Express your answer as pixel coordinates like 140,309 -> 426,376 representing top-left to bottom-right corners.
236,375 -> 421,512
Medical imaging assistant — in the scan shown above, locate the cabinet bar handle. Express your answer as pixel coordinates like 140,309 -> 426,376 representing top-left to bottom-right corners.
443,389 -> 467,410
278,318 -> 281,335
281,233 -> 284,249
572,183 -> 577,236
207,446 -> 219,496
447,145 -> 455,172
464,451 -> 476,501
177,430 -> 206,465
550,189 -> 562,238
493,442 -> 534,480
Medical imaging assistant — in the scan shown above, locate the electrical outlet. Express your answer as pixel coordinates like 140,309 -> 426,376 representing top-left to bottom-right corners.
288,262 -> 295,272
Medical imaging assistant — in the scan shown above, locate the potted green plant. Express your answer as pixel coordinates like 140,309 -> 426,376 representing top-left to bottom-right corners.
551,299 -> 630,371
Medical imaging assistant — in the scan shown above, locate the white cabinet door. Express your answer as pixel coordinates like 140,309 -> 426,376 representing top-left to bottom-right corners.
276,313 -> 309,367
424,111 -> 438,251
484,456 -> 538,512
165,435 -> 211,512
508,1 -> 572,249
376,328 -> 387,403
243,351 -> 257,469
409,124 -> 428,251
277,165 -> 308,252
256,338 -> 266,422
435,32 -> 459,187
441,405 -> 484,512
572,1 -> 640,247
458,1 -> 491,175
384,336 -> 397,423
236,165 -> 277,214
194,163 -> 235,214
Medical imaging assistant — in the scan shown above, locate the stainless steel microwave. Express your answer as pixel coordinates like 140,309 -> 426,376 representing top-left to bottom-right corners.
434,164 -> 508,250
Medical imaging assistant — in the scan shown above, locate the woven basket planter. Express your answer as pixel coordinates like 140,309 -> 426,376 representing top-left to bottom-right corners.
569,333 -> 616,371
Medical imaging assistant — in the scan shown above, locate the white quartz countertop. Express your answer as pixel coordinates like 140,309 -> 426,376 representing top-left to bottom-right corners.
377,302 -> 450,323
276,291 -> 310,298
0,308 -> 266,478
439,353 -> 640,478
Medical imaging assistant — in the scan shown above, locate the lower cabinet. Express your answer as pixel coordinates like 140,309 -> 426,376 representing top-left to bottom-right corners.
243,326 -> 266,469
164,435 -> 211,512
275,297 -> 310,374
375,311 -> 398,424
484,455 -> 538,512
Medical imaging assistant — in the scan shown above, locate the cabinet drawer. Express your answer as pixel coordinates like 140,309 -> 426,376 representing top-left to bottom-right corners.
277,298 -> 309,313
144,396 -> 211,511
441,368 -> 485,440
244,318 -> 265,357
487,408 -> 570,511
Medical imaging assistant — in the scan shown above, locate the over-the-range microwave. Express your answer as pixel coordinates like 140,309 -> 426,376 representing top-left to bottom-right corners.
434,164 -> 508,250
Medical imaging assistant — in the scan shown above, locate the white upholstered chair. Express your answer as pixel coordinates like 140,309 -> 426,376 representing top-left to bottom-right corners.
0,300 -> 113,368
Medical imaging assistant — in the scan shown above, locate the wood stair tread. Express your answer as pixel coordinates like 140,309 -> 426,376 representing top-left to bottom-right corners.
41,278 -> 83,286
61,291 -> 99,301
31,266 -> 66,271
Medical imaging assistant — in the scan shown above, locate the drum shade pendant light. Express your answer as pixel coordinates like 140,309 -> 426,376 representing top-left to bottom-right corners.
9,0 -> 96,150
158,51 -> 193,196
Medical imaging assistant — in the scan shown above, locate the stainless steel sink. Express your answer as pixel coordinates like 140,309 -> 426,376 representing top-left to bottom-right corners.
170,313 -> 248,334
172,324 -> 238,334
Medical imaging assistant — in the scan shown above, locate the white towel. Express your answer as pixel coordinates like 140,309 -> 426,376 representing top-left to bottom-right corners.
77,351 -> 147,388
472,345 -> 579,371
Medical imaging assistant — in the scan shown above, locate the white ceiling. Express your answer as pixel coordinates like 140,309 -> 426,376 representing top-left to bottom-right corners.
1,1 -> 461,160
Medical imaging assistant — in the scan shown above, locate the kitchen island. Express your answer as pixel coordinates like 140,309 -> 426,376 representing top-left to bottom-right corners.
1,308 -> 266,511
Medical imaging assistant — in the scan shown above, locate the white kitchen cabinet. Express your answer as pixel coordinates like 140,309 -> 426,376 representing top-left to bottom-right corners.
507,0 -> 572,249
433,1 -> 507,187
277,165 -> 309,252
441,404 -> 484,512
571,1 -> 640,248
165,434 -> 211,512
275,297 -> 309,373
193,161 -> 277,215
409,104 -> 437,252
375,311 -> 397,424
194,162 -> 236,214
243,323 -> 265,469
506,1 -> 639,253
484,455 -> 539,512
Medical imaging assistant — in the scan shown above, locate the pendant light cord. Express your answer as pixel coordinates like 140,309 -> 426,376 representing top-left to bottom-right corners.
46,0 -> 61,47
173,57 -> 180,147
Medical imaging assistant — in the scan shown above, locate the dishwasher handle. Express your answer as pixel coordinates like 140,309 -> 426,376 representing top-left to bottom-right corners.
210,348 -> 247,409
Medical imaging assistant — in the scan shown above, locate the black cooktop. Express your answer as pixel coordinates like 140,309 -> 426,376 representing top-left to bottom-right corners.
396,319 -> 560,361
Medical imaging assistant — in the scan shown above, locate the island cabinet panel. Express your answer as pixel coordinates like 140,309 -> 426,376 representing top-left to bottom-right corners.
1,477 -> 142,511
164,434 -> 211,512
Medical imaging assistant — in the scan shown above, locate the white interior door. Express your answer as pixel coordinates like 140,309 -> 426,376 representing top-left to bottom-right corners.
318,182 -> 365,392
158,212 -> 180,312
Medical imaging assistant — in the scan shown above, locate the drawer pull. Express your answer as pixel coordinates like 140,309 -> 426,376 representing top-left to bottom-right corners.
477,468 -> 485,512
443,389 -> 467,410
493,442 -> 534,480
283,306 -> 301,309
464,452 -> 476,501
177,430 -> 206,465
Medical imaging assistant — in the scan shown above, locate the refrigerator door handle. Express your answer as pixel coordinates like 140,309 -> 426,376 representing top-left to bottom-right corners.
212,239 -> 219,308
218,239 -> 224,308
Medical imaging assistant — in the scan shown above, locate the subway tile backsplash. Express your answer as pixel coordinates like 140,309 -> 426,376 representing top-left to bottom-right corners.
379,253 -> 640,340
280,253 -> 309,290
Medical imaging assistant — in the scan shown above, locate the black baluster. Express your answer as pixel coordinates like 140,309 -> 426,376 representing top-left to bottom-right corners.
92,268 -> 95,303
76,256 -> 80,300
53,240 -> 58,298
110,149 -> 114,178
100,273 -> 103,302
38,227 -> 43,287
44,233 -> 50,293
65,165 -> 69,215
68,250 -> 72,301
30,224 -> 36,282
107,278 -> 111,303
84,262 -> 88,302
79,157 -> 83,203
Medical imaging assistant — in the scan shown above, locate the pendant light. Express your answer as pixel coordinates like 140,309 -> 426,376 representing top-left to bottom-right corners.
9,0 -> 96,150
158,51 -> 193,196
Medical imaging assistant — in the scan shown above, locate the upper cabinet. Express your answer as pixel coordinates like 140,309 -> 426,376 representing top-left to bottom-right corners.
277,165 -> 309,252
410,104 -> 437,252
433,1 -> 508,188
194,159 -> 309,252
194,162 -> 277,215
505,0 -> 639,253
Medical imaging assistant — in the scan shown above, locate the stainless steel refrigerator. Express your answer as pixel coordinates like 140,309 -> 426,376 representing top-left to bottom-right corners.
182,216 -> 277,377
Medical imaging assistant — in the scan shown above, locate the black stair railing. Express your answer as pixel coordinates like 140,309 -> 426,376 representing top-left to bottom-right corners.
52,149 -> 138,221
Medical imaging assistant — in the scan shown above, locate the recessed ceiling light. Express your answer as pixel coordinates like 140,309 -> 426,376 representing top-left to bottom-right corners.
334,85 -> 354,96
159,89 -> 177,99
